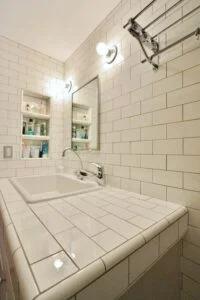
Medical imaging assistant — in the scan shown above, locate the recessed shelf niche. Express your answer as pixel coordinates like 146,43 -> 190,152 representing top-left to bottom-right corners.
21,90 -> 51,159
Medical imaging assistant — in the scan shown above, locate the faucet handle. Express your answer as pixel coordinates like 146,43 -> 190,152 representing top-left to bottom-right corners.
90,162 -> 103,179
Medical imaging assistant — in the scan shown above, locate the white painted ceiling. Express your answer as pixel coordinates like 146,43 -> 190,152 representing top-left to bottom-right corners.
0,0 -> 119,62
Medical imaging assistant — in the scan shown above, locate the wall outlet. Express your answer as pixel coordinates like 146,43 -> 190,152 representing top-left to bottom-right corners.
3,146 -> 13,159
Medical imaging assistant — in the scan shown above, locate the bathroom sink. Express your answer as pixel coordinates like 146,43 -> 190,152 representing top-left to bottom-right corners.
10,174 -> 100,203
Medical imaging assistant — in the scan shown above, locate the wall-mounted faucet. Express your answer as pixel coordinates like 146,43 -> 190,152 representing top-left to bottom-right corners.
62,147 -> 104,183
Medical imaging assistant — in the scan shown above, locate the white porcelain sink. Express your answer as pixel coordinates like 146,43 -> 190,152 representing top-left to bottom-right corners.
10,174 -> 100,203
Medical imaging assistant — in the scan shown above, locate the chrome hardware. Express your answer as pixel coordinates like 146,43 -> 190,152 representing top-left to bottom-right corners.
62,147 -> 83,170
90,162 -> 103,180
124,0 -> 200,70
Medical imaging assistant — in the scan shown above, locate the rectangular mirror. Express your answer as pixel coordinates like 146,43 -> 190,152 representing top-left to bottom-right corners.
71,77 -> 99,151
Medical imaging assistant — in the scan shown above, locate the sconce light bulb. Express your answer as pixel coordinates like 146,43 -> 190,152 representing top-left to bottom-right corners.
96,42 -> 109,56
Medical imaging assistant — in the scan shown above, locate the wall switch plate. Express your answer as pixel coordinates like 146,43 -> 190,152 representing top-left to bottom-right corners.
3,146 -> 13,159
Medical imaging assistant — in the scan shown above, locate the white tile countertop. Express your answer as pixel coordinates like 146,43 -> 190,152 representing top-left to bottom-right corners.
0,179 -> 188,300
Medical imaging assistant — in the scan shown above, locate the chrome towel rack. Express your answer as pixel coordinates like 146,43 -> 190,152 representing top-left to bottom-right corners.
123,0 -> 200,70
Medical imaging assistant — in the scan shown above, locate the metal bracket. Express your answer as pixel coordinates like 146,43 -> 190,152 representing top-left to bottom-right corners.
124,18 -> 159,70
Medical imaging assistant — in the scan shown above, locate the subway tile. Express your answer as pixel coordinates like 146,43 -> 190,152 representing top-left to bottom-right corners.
185,226 -> 200,248
141,65 -> 166,87
99,214 -> 142,239
121,102 -> 140,118
131,113 -> 152,128
129,236 -> 159,283
113,165 -> 130,178
184,173 -> 200,192
77,259 -> 128,300
153,73 -> 182,96
167,83 -> 200,107
13,248 -> 39,300
168,155 -> 200,173
31,251 -> 78,292
120,178 -> 141,194
102,204 -> 135,220
167,48 -> 200,76
131,141 -> 152,154
188,209 -> 200,228
141,94 -> 166,114
181,257 -> 200,285
153,106 -> 182,125
160,222 -> 179,254
113,142 -> 130,154
183,65 -> 200,86
121,154 -> 141,167
153,139 -> 183,154
131,84 -> 153,102
184,138 -> 200,155
121,128 -> 140,142
113,118 -> 130,131
167,120 -> 200,138
56,227 -> 105,268
141,182 -> 166,200
92,229 -> 126,252
113,94 -> 130,109
184,101 -> 200,121
141,155 -> 166,170
153,170 -> 183,188
167,187 -> 200,210
122,77 -> 140,94
183,241 -> 200,265
67,213 -> 106,237
131,167 -> 153,182
141,125 -> 166,140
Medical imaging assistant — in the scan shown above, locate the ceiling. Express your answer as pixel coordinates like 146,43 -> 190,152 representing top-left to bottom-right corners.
0,0 -> 119,62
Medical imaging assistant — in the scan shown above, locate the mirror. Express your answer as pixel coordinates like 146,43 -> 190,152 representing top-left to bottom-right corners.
71,77 -> 99,151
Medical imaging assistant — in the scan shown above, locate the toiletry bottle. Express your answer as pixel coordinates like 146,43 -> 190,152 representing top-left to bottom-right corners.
85,127 -> 88,139
72,126 -> 76,138
40,122 -> 47,136
80,126 -> 86,139
22,121 -> 26,134
39,143 -> 43,158
27,119 -> 34,135
42,142 -> 48,158
35,122 -> 41,136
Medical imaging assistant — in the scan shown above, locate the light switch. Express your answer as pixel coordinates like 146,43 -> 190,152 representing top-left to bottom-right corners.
3,146 -> 13,159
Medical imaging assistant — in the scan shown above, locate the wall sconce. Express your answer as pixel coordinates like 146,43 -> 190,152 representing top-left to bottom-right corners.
96,42 -> 118,64
65,80 -> 72,93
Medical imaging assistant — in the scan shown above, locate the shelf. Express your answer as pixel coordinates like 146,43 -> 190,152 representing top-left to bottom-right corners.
72,103 -> 89,109
72,138 -> 90,143
22,135 -> 49,141
22,111 -> 50,120
72,119 -> 91,126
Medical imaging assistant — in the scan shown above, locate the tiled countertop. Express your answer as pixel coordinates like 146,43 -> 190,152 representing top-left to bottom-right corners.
0,179 -> 188,300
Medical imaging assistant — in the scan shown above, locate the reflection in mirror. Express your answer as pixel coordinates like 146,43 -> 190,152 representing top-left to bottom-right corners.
71,77 -> 99,151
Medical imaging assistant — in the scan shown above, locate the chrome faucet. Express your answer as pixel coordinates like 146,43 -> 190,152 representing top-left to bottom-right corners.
90,162 -> 104,179
62,147 -> 104,183
62,147 -> 83,170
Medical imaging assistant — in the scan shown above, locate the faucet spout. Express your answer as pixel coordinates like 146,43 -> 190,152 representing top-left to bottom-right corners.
62,147 -> 83,170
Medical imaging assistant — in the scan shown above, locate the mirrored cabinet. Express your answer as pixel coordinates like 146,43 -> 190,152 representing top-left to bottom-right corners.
71,77 -> 99,151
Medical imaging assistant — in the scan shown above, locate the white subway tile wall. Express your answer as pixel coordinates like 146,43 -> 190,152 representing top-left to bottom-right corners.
0,36 -> 64,175
64,0 -> 200,297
